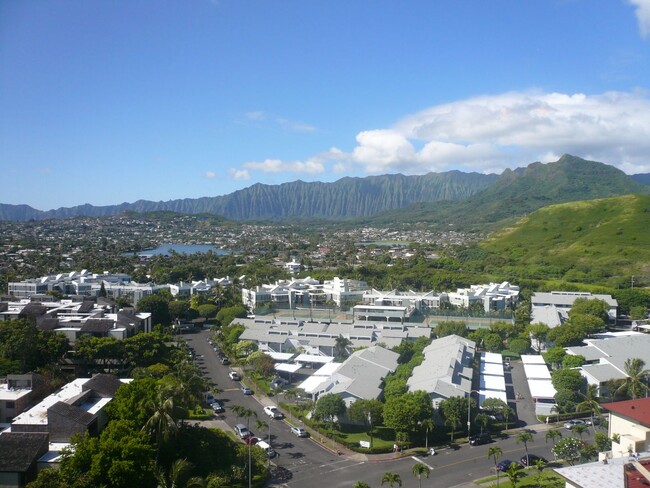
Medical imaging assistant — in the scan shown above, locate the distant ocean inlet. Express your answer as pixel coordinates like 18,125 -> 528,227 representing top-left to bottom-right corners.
135,244 -> 234,257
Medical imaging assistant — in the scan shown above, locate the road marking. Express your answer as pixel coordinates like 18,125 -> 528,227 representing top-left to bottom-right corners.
411,456 -> 435,470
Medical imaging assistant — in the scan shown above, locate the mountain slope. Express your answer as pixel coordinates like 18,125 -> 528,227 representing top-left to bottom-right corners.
0,171 -> 497,221
479,194 -> 650,284
631,173 -> 650,185
368,155 -> 650,229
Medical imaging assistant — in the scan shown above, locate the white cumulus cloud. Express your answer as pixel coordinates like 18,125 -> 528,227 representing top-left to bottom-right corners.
232,90 -> 650,180
630,0 -> 650,38
229,168 -> 250,180
205,171 -> 216,179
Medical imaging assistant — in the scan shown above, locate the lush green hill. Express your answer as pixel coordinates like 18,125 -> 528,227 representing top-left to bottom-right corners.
479,194 -> 650,285
369,155 -> 649,231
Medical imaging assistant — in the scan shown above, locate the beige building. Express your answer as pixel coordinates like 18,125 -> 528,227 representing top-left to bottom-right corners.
603,398 -> 650,458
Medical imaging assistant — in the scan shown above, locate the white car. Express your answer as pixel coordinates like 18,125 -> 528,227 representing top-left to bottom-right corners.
228,371 -> 240,381
290,426 -> 308,437
264,405 -> 283,419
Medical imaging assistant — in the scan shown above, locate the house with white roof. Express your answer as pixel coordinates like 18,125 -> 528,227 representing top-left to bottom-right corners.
531,291 -> 618,328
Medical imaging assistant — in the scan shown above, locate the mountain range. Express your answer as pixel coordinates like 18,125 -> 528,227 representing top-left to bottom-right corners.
1,155 -> 648,223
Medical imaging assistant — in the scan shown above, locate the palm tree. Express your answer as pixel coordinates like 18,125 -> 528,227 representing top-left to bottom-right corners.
487,445 -> 503,488
353,483 -> 371,488
255,419 -> 269,440
515,431 -> 534,467
576,384 -> 601,430
506,462 -> 522,487
534,458 -> 547,486
241,408 -> 257,488
412,463 -> 430,488
144,395 -> 178,462
380,471 -> 402,487
572,424 -> 587,440
545,428 -> 562,448
420,419 -> 435,450
616,358 -> 650,399
231,404 -> 245,423
335,335 -> 351,359
154,458 -> 205,488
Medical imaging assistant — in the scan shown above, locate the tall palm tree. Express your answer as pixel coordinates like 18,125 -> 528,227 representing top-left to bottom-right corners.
144,395 -> 178,462
241,408 -> 257,488
617,358 -> 650,399
380,471 -> 402,488
515,431 -> 534,467
545,428 -> 562,448
576,384 -> 601,429
506,462 -> 522,487
487,445 -> 503,488
420,419 -> 435,450
231,404 -> 245,423
412,463 -> 430,488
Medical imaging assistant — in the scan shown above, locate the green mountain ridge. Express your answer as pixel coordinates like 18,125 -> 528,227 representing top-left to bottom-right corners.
368,155 -> 650,230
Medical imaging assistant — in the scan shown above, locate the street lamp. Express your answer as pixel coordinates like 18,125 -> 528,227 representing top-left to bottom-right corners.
467,390 -> 480,439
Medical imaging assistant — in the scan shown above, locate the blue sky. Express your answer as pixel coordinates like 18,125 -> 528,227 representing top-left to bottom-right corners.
2,0 -> 650,210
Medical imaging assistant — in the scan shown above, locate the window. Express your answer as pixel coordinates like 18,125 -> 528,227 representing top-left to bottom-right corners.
5,402 -> 15,409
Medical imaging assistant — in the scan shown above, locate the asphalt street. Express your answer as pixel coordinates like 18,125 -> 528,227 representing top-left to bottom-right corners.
184,329 -> 599,487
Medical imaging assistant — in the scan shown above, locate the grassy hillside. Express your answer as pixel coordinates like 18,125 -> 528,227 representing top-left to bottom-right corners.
480,194 -> 650,285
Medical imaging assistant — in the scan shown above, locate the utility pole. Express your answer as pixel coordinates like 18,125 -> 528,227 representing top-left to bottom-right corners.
631,276 -> 635,289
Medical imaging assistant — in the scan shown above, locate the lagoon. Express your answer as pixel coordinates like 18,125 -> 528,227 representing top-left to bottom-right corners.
137,244 -> 233,257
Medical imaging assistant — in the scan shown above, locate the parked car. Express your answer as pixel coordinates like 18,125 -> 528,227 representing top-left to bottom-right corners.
585,417 -> 602,426
220,356 -> 230,365
520,454 -> 547,466
241,386 -> 253,395
264,405 -> 283,419
211,401 -> 224,413
228,371 -> 241,381
243,435 -> 259,446
255,440 -> 276,458
234,423 -> 250,439
564,419 -> 586,430
290,426 -> 308,437
469,433 -> 491,446
497,460 -> 519,472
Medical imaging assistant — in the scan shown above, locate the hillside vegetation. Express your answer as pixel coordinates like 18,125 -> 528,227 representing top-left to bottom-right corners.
479,194 -> 650,285
370,155 -> 649,231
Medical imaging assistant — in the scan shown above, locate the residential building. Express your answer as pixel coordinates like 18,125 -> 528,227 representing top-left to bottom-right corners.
407,334 -> 476,407
447,282 -> 520,312
566,333 -> 650,396
554,453 -> 650,488
0,374 -> 48,424
531,291 -> 618,328
602,398 -> 650,458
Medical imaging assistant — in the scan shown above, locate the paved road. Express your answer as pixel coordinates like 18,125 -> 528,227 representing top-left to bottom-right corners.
184,330 -> 599,487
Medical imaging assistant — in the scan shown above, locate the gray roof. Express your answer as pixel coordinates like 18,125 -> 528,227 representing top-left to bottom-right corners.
585,334 -> 650,375
566,345 -> 607,362
581,363 -> 625,383
0,432 -> 49,472
407,335 -> 475,398
532,292 -> 617,308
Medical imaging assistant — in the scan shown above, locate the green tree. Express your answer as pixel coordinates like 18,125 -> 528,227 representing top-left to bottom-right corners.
508,338 -> 530,356
384,391 -> 434,436
631,306 -> 648,321
353,483 -> 371,488
143,395 -> 178,462
545,428 -> 562,447
347,399 -> 384,448
314,393 -> 346,428
551,368 -> 584,393
137,292 -> 172,327
154,458 -> 205,488
335,335 -> 352,359
506,462 -> 522,487
576,384 -> 601,428
563,354 -> 586,369
246,351 -> 275,377
515,431 -> 534,466
552,437 -> 582,465
197,304 -> 218,319
216,305 -> 248,327
526,323 -> 550,352
487,445 -> 503,488
435,320 -> 467,338
547,323 -> 586,347
380,471 -> 402,487
411,463 -> 430,488
594,432 -> 612,452
568,298 -> 610,323
439,396 -> 467,441
543,347 -> 567,370
616,358 -> 650,399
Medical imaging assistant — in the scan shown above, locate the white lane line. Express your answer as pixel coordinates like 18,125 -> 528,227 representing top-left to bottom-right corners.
411,455 -> 435,470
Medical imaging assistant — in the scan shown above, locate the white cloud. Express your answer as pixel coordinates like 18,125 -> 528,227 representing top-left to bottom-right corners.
242,158 -> 325,175
229,168 -> 250,180
244,111 -> 316,132
630,0 -> 650,38
246,111 -> 267,121
233,90 -> 650,179
205,171 -> 216,179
